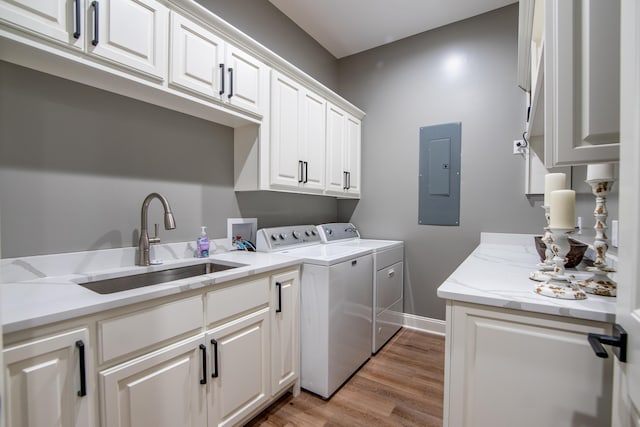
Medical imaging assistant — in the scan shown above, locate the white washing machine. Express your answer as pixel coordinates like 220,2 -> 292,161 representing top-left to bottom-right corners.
256,225 -> 373,398
317,223 -> 404,354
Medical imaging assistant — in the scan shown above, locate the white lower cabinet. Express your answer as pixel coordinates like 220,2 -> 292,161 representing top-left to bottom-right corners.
444,301 -> 613,427
270,270 -> 300,396
3,328 -> 94,427
3,268 -> 300,427
206,308 -> 270,427
99,334 -> 207,427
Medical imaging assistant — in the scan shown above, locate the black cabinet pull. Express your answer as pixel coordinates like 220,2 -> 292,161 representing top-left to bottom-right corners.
210,339 -> 219,378
199,344 -> 207,384
91,1 -> 99,46
219,63 -> 225,95
303,162 -> 308,183
298,160 -> 304,183
343,171 -> 348,190
76,340 -> 87,397
73,0 -> 81,39
276,282 -> 282,313
588,323 -> 627,362
227,67 -> 234,98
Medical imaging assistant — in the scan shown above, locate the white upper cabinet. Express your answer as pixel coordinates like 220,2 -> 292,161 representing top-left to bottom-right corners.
0,0 -> 168,79
326,102 -> 361,198
170,11 -> 269,117
519,0 -> 620,167
543,0 -> 620,167
270,70 -> 326,193
88,0 -> 168,80
0,0 -> 84,48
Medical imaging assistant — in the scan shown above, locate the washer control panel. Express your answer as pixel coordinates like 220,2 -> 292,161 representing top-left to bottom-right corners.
256,225 -> 320,251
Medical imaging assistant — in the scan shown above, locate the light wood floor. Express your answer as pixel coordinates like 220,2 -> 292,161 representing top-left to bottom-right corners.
246,328 -> 445,427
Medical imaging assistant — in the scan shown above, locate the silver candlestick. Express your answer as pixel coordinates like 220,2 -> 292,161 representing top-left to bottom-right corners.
577,179 -> 617,297
534,227 -> 587,300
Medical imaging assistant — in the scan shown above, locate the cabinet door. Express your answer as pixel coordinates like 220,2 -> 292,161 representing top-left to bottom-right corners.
99,334 -> 206,427
169,11 -> 224,101
225,43 -> 268,116
207,308 -> 270,427
3,328 -> 93,427
325,102 -> 347,195
344,114 -> 361,197
88,0 -> 168,80
270,270 -> 300,395
300,90 -> 327,192
544,0 -> 620,166
270,71 -> 303,189
445,302 -> 613,427
0,0 -> 83,48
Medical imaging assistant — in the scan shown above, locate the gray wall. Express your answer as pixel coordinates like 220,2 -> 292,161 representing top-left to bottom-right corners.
196,0 -> 339,91
0,61 -> 338,257
336,5 -> 547,320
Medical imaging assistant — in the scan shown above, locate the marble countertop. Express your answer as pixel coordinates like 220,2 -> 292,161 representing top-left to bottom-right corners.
1,241 -> 301,334
437,233 -> 617,323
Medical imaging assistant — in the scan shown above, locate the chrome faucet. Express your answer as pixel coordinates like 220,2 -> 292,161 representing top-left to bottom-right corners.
138,193 -> 176,266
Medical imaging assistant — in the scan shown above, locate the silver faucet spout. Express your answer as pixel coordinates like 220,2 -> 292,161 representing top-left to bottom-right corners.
138,192 -> 176,266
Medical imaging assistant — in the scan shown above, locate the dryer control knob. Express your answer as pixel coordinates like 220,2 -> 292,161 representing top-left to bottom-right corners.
293,231 -> 301,239
279,233 -> 287,240
311,229 -> 317,236
304,230 -> 311,236
271,234 -> 278,241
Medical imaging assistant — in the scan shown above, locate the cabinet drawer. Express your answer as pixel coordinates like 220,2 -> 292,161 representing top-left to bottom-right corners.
376,261 -> 403,313
376,245 -> 403,270
99,296 -> 202,364
206,277 -> 269,326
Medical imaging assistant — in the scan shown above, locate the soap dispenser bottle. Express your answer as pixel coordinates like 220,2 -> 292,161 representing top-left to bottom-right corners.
197,226 -> 210,257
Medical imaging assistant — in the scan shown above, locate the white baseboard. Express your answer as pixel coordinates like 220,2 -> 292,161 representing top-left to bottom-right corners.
402,313 -> 446,336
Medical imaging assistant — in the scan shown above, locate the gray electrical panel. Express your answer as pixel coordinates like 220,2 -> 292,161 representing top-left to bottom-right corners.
418,122 -> 461,226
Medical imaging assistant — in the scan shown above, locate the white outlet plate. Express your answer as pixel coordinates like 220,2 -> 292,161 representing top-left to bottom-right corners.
227,218 -> 257,247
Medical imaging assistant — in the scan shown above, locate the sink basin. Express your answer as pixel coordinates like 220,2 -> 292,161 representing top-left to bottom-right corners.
78,262 -> 242,294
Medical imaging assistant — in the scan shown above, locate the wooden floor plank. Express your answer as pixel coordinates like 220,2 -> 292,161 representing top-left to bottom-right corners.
246,328 -> 445,426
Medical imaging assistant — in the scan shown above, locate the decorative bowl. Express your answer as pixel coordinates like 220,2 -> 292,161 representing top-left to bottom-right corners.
534,236 -> 588,268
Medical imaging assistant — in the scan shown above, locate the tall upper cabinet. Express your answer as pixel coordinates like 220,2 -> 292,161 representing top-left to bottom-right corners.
518,0 -> 621,168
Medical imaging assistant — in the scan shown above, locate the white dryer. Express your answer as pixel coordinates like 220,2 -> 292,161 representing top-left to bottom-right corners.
256,225 -> 373,398
317,223 -> 404,354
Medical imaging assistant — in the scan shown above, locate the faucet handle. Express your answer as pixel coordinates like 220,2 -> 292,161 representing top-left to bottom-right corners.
149,223 -> 161,244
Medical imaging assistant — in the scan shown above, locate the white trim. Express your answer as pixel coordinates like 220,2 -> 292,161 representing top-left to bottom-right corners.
402,313 -> 446,336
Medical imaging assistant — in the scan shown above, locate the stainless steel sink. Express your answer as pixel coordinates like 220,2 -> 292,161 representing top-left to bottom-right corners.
78,262 -> 243,294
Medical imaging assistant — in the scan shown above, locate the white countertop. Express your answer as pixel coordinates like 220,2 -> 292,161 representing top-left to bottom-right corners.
1,241 -> 301,334
437,233 -> 617,323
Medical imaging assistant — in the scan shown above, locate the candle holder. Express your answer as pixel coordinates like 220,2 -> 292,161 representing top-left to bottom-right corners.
530,206 -> 557,282
534,227 -> 587,300
576,179 -> 617,297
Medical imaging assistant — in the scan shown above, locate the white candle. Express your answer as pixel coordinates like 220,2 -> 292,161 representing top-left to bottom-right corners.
544,173 -> 566,206
586,163 -> 614,181
549,189 -> 576,229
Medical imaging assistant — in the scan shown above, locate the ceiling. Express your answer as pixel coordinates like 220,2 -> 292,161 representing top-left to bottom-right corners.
269,0 -> 516,59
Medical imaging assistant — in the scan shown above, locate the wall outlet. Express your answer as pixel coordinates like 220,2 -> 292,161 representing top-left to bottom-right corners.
513,139 -> 527,155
